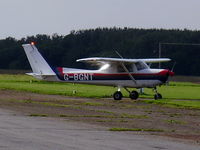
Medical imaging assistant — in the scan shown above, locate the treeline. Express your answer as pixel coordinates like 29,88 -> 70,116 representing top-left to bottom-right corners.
0,28 -> 200,76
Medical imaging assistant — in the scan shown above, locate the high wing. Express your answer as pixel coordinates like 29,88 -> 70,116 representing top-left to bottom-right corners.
76,57 -> 171,65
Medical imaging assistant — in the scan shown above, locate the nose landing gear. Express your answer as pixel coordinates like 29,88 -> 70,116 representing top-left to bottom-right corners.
153,87 -> 162,100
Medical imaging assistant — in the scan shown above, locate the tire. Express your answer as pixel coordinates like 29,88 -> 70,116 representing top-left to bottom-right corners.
154,93 -> 162,100
129,91 -> 139,100
113,91 -> 123,100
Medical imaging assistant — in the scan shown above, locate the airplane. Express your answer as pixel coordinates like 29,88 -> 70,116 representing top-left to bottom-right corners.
22,42 -> 174,100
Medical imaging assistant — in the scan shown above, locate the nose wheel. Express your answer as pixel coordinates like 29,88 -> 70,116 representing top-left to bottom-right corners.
154,93 -> 162,100
153,87 -> 162,100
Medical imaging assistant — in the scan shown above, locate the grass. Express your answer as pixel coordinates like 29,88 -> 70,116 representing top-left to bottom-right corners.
109,128 -> 164,132
93,110 -> 115,114
165,119 -> 186,125
56,114 -> 147,119
58,115 -> 115,118
0,74 -> 199,100
0,74 -> 200,109
0,74 -> 117,98
120,113 -> 148,119
29,114 -> 48,117
81,102 -> 104,106
142,81 -> 200,100
29,114 -> 112,118
143,99 -> 200,109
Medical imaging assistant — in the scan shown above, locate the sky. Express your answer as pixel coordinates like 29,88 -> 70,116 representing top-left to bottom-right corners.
0,0 -> 200,39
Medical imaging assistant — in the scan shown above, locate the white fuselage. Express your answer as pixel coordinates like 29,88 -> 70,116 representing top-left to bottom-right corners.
39,67 -> 169,88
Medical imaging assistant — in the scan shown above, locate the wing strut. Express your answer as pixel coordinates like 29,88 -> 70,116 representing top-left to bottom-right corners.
115,51 -> 137,84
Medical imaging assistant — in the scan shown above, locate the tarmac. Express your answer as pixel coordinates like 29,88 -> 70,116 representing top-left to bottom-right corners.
0,108 -> 199,150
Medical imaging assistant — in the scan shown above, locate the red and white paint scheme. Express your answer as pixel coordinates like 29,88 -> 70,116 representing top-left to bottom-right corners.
22,43 -> 174,100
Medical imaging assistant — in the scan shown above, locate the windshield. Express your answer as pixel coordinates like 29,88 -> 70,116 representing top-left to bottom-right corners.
135,62 -> 148,71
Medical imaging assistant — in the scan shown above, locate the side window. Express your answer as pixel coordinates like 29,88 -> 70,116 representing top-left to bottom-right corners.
117,65 -> 125,72
126,64 -> 133,72
117,64 -> 133,72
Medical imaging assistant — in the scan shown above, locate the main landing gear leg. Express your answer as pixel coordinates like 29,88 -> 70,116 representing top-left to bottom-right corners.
113,87 -> 123,100
153,87 -> 162,100
124,87 -> 139,100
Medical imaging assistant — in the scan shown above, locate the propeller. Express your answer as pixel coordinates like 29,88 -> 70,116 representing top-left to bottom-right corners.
165,61 -> 176,85
171,61 -> 176,72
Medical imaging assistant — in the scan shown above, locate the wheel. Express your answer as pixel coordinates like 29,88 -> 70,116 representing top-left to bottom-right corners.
154,93 -> 162,100
113,91 -> 123,100
129,91 -> 139,100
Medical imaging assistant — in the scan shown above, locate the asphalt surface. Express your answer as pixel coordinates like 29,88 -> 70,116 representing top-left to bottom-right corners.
0,108 -> 199,150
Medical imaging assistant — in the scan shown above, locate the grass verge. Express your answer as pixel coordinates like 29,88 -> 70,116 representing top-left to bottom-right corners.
143,99 -> 200,109
0,74 -> 200,99
29,114 -> 48,117
109,128 -> 164,132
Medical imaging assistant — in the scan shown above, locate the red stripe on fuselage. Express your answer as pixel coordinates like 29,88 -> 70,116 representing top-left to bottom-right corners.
57,67 -> 64,75
91,69 -> 169,76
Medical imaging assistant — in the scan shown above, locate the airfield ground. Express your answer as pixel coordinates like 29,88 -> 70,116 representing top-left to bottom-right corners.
0,74 -> 200,144
0,90 -> 200,144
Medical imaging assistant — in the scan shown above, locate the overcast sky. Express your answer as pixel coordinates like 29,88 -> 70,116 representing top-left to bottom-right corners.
0,0 -> 200,39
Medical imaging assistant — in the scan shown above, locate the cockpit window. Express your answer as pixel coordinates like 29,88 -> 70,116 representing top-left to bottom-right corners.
135,62 -> 148,71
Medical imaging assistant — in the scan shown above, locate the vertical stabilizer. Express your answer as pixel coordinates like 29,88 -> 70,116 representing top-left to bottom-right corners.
22,43 -> 56,75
